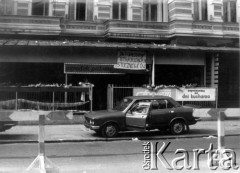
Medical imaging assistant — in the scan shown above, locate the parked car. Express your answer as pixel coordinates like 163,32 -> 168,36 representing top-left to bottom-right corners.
84,96 -> 200,138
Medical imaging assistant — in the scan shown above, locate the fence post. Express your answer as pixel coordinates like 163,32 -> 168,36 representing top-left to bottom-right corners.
107,84 -> 113,110
26,115 -> 58,173
15,91 -> 18,110
52,91 -> 55,111
89,86 -> 93,112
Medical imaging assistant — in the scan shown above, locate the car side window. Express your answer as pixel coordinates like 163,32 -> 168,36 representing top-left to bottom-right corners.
156,99 -> 175,109
131,104 -> 149,115
129,100 -> 151,115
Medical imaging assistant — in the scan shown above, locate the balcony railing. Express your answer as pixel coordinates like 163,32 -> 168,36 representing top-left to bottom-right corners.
0,15 -> 61,36
0,15 -> 238,40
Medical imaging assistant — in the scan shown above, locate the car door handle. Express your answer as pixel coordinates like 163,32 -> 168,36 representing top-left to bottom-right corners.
169,110 -> 174,113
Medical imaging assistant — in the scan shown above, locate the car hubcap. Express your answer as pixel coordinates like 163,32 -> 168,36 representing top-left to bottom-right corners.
173,123 -> 183,134
105,125 -> 116,137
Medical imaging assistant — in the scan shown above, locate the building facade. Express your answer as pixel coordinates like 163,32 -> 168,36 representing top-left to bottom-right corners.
0,0 -> 239,109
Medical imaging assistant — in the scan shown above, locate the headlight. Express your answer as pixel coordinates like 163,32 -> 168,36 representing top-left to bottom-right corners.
90,119 -> 94,125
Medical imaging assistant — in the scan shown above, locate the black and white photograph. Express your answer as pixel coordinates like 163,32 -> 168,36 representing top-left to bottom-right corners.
0,0 -> 239,172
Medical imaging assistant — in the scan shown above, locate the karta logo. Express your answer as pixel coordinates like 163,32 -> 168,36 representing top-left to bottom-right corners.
142,142 -> 238,170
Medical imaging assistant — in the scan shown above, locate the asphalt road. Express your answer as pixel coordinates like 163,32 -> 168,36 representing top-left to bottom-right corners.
0,136 -> 240,173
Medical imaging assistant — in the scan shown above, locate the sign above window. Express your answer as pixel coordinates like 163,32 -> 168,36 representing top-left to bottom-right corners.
114,51 -> 146,70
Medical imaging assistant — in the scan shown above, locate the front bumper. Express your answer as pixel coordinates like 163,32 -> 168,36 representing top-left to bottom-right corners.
84,121 -> 100,130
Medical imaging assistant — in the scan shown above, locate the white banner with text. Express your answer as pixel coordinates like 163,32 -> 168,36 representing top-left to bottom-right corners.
114,51 -> 146,70
133,88 -> 216,101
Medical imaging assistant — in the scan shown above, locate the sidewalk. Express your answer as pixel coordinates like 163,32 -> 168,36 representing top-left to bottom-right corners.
0,120 -> 240,143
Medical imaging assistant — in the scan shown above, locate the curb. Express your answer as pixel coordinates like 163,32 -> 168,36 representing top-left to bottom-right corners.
1,133 -> 240,144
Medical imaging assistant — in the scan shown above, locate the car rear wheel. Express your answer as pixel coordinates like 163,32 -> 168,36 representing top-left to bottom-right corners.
101,123 -> 119,138
170,120 -> 186,135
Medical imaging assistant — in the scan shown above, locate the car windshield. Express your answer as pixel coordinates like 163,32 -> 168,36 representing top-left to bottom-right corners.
113,98 -> 133,111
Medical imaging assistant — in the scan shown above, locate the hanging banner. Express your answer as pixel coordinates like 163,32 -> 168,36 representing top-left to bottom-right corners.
176,88 -> 216,101
133,88 -> 216,101
133,88 -> 176,98
114,51 -> 146,70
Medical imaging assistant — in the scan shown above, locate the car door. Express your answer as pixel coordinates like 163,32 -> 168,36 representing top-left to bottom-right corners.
149,99 -> 177,128
125,101 -> 151,129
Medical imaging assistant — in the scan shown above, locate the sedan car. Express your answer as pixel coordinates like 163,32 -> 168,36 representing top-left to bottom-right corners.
84,96 -> 199,138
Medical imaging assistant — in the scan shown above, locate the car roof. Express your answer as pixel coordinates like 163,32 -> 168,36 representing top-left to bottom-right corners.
125,96 -> 172,100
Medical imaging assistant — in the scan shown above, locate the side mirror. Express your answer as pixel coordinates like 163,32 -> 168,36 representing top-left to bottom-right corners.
151,101 -> 159,109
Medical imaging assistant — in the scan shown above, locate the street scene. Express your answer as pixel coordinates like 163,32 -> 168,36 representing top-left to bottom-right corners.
0,0 -> 239,172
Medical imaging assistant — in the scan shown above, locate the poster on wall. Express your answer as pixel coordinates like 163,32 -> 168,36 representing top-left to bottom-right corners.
114,51 -> 146,70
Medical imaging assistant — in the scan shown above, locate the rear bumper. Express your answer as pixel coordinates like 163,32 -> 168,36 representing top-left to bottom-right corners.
188,117 -> 201,125
194,117 -> 201,121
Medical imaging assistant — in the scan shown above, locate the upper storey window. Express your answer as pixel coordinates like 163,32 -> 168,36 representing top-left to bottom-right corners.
223,0 -> 236,22
68,0 -> 93,21
32,0 -> 49,16
193,0 -> 208,21
0,0 -> 14,15
112,0 -> 127,20
76,0 -> 86,20
143,0 -> 157,21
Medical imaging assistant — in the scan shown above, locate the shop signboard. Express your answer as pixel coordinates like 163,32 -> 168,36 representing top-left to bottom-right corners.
114,51 -> 146,70
133,88 -> 216,101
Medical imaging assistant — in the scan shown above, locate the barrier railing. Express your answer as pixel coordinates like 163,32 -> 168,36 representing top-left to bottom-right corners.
27,115 -> 59,173
0,86 -> 93,112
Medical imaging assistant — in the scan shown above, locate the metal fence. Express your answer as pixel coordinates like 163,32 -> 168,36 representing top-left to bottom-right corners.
107,85 -> 217,109
0,86 -> 93,111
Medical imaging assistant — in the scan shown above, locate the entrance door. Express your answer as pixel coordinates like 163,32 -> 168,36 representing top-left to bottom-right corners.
126,101 -> 151,129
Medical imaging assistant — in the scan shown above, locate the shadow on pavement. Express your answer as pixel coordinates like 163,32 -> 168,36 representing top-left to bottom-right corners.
91,128 -> 218,139
0,134 -> 37,141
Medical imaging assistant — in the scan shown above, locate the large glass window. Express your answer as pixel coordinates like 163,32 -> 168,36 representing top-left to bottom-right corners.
143,0 -> 157,21
112,0 -> 127,20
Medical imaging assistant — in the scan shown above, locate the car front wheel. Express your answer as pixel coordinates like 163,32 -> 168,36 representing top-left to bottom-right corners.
101,123 -> 119,138
170,120 -> 186,135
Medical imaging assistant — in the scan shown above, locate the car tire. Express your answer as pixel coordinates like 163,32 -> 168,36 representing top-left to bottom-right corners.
170,120 -> 186,135
101,123 -> 119,138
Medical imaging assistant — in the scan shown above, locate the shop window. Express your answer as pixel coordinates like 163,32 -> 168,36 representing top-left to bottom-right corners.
32,0 -> 49,16
112,0 -> 127,20
193,0 -> 208,21
223,0 -> 236,22
143,0 -> 157,22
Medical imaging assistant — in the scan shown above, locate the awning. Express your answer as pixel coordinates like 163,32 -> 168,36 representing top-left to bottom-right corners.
0,39 -> 239,52
64,63 -> 148,75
